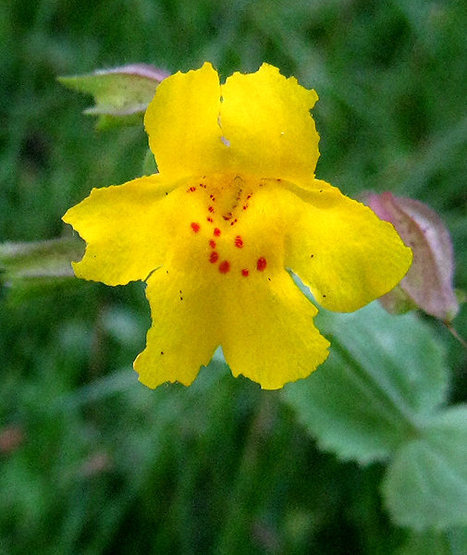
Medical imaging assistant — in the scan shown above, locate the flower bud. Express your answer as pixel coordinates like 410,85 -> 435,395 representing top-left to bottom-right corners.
365,192 -> 459,322
58,64 -> 170,128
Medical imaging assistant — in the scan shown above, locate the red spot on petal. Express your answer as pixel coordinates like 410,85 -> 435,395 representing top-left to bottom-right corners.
208,206 -> 214,213
234,235 -> 244,248
188,186 -> 196,192
219,260 -> 230,273
209,251 -> 219,263
243,205 -> 248,210
207,217 -> 213,223
241,269 -> 249,277
213,228 -> 221,237
191,222 -> 200,233
256,257 -> 267,271
209,240 -> 216,249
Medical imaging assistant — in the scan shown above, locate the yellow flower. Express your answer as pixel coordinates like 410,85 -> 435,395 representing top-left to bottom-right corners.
63,63 -> 412,390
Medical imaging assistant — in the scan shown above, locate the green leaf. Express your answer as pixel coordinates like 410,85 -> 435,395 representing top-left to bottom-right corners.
0,238 -> 84,289
142,148 -> 157,176
58,64 -> 169,129
382,405 -> 467,531
282,302 -> 448,464
397,527 -> 467,555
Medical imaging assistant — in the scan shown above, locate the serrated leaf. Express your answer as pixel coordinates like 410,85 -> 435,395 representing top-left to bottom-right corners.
382,405 -> 467,531
282,302 -> 448,464
58,64 -> 169,128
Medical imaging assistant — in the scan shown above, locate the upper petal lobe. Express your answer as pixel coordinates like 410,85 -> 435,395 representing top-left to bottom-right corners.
220,63 -> 320,181
144,63 -> 320,182
144,62 -> 226,178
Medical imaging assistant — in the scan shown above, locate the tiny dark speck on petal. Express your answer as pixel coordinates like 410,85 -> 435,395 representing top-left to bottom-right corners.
161,351 -> 164,355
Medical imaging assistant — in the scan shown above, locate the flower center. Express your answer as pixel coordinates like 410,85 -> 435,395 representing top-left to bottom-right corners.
185,174 -> 274,278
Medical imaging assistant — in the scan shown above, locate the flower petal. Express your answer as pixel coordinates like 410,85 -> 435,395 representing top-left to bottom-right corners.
220,63 -> 320,181
134,267 -> 221,388
144,63 -> 320,182
62,175 -> 182,285
284,180 -> 413,312
221,270 -> 329,390
144,62 -> 226,178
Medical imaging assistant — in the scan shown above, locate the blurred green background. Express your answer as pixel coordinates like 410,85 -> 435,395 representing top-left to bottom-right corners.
1,0 -> 466,553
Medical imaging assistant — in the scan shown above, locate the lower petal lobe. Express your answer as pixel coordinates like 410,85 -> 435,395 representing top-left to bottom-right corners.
134,266 -> 221,388
284,181 -> 413,312
63,174 -> 185,286
221,270 -> 329,390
